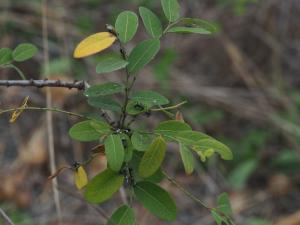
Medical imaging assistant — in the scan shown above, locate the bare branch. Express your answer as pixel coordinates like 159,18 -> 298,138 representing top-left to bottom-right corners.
0,79 -> 113,124
0,79 -> 87,90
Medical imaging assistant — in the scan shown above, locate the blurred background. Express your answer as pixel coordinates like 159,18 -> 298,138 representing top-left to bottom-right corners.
0,0 -> 300,224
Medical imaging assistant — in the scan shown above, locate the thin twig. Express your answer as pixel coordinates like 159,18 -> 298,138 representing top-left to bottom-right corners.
1,64 -> 26,80
0,208 -> 15,225
151,101 -> 187,112
0,79 -> 87,90
162,171 -> 211,210
0,106 -> 86,118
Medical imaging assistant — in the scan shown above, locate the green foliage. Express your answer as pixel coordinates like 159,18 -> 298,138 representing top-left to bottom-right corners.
130,90 -> 169,107
69,120 -> 110,142
115,11 -> 139,43
0,43 -> 38,79
0,2 -> 236,224
179,143 -> 195,174
211,192 -> 233,225
84,82 -> 125,97
138,136 -> 166,178
139,7 -> 163,38
131,131 -> 154,151
167,26 -> 212,34
12,43 -> 38,62
84,169 -> 124,203
0,48 -> 13,65
134,181 -> 177,220
217,193 -> 232,215
155,120 -> 192,137
96,53 -> 128,74
127,39 -> 160,74
88,96 -> 122,112
126,101 -> 148,115
161,0 -> 180,22
104,134 -> 125,172
107,205 -> 135,225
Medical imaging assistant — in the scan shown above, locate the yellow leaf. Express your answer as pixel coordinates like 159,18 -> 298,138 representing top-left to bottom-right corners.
73,32 -> 117,58
9,96 -> 29,123
74,166 -> 88,190
197,148 -> 215,162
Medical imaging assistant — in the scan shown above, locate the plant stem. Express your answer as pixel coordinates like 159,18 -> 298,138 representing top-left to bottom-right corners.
2,64 -> 27,80
151,101 -> 187,111
117,40 -> 132,128
0,106 -> 86,119
162,170 -> 212,210
162,19 -> 183,35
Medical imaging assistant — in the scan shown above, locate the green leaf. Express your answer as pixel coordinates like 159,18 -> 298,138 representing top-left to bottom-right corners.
104,134 -> 125,172
131,131 -> 155,151
69,120 -> 110,142
211,210 -> 223,225
179,143 -> 194,174
96,53 -> 128,74
106,205 -> 135,225
131,90 -> 169,108
84,82 -> 125,97
181,18 -> 219,33
88,96 -> 121,112
84,169 -> 124,203
192,138 -> 233,160
119,133 -> 134,163
139,7 -> 163,38
128,39 -> 160,74
115,11 -> 139,43
134,181 -> 177,221
217,193 -> 232,216
138,136 -> 166,178
12,43 -> 38,62
0,48 -> 13,65
145,167 -> 165,183
167,26 -> 212,34
126,100 -> 148,115
171,130 -> 210,144
161,0 -> 180,22
154,120 -> 192,137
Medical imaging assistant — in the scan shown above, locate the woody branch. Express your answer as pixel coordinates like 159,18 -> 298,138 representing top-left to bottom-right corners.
0,79 -> 113,124
0,79 -> 87,90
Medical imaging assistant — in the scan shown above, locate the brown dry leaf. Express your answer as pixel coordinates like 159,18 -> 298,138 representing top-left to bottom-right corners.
175,111 -> 184,122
